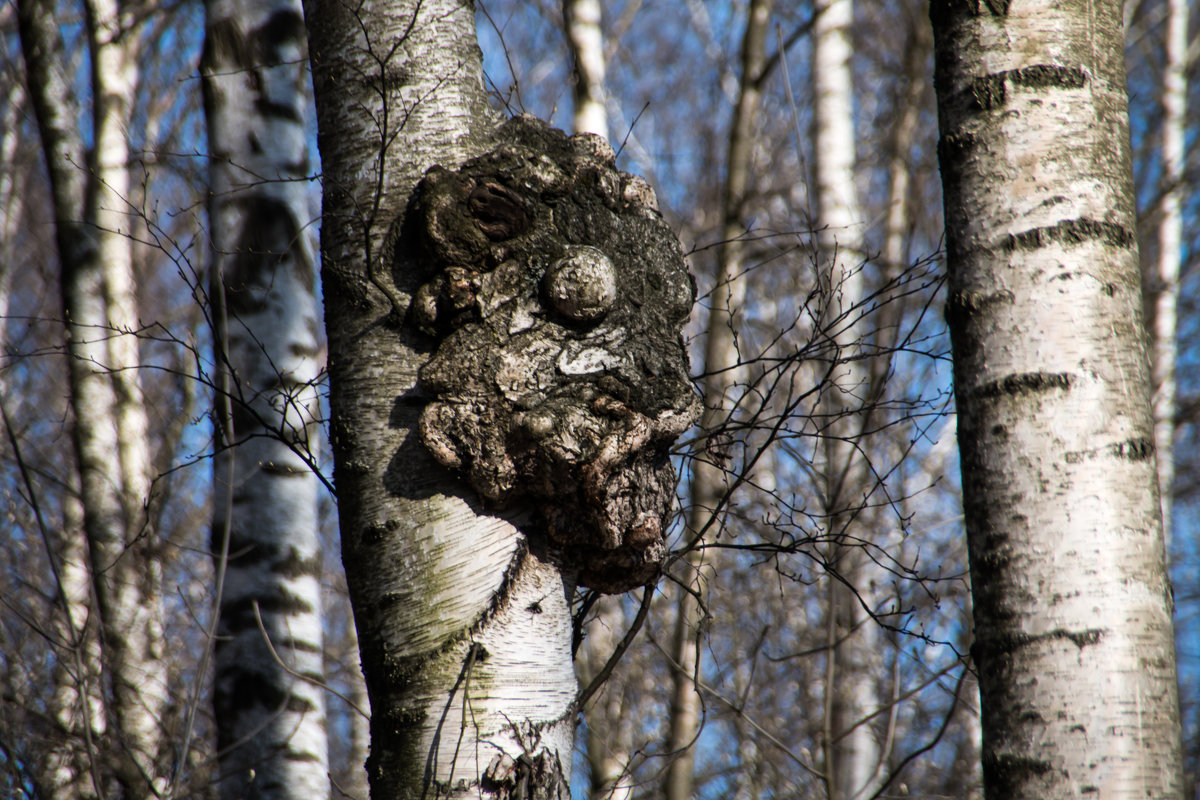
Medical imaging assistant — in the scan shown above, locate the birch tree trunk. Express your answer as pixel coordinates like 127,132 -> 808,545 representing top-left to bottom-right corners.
665,3 -> 771,798
931,0 -> 1184,795
564,0 -> 607,141
811,1 -> 882,797
18,0 -> 167,794
202,0 -> 329,796
1150,0 -> 1187,547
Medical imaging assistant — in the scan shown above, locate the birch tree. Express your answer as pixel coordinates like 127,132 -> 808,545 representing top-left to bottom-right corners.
304,1 -> 696,797
810,0 -> 888,796
202,0 -> 329,796
17,0 -> 168,794
930,0 -> 1184,795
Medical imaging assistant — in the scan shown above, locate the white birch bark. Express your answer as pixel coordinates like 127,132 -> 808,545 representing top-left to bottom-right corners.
18,0 -> 167,793
812,1 -> 882,797
930,0 -> 1183,795
202,0 -> 329,796
665,3 -> 771,799
1151,0 -> 1186,547
564,0 -> 607,141
304,1 -> 575,796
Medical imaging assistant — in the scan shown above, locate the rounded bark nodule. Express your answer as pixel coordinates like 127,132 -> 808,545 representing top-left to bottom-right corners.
406,116 -> 699,593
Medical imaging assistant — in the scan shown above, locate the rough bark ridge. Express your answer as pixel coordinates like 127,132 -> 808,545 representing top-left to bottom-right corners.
409,116 -> 699,594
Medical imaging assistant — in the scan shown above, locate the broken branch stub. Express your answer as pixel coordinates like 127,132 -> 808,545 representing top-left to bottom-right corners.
409,115 -> 699,593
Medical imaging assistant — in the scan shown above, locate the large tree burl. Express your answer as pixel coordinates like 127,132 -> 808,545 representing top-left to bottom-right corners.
408,116 -> 699,593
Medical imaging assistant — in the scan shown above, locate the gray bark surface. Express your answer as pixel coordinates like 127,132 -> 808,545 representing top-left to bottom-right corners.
931,0 -> 1184,795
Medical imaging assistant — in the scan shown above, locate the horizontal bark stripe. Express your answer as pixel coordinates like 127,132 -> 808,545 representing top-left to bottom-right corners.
221,592 -> 316,620
253,97 -> 303,123
968,371 -> 1073,401
996,217 -> 1135,254
963,64 -> 1088,111
974,627 -> 1105,661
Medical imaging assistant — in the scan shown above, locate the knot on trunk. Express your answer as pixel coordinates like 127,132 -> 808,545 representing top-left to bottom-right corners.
407,115 -> 699,593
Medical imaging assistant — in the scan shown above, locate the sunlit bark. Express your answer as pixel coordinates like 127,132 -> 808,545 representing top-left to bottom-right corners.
931,0 -> 1183,795
305,1 -> 575,796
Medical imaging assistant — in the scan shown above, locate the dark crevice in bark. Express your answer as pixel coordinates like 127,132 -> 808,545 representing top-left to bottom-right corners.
1109,436 -> 1154,461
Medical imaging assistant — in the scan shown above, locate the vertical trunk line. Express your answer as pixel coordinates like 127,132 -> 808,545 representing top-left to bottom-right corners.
665,3 -> 772,799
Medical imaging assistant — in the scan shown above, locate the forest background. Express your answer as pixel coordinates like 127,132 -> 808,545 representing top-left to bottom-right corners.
0,0 -> 1196,798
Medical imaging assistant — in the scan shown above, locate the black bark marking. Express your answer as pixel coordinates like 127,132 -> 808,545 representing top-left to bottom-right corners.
997,217 -> 1135,254
404,116 -> 699,593
1110,436 -> 1154,461
975,628 -> 1105,663
225,196 -> 314,315
959,65 -> 1089,112
969,371 -> 1073,401
944,288 -> 1013,328
929,0 -> 1010,28
982,752 -> 1056,795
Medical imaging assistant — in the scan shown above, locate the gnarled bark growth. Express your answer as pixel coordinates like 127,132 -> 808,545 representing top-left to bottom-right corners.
409,116 -> 699,593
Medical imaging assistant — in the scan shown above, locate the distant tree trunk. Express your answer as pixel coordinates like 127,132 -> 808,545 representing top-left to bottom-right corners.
811,0 -> 882,797
665,2 -> 771,799
1150,0 -> 1187,546
18,0 -> 167,794
202,0 -> 330,795
881,5 -> 931,277
564,0 -> 607,140
931,0 -> 1184,796
1,89 -> 104,800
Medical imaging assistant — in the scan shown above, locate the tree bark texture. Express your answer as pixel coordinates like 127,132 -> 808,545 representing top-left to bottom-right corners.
304,2 -> 695,797
931,0 -> 1183,795
18,0 -> 167,794
202,0 -> 330,796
